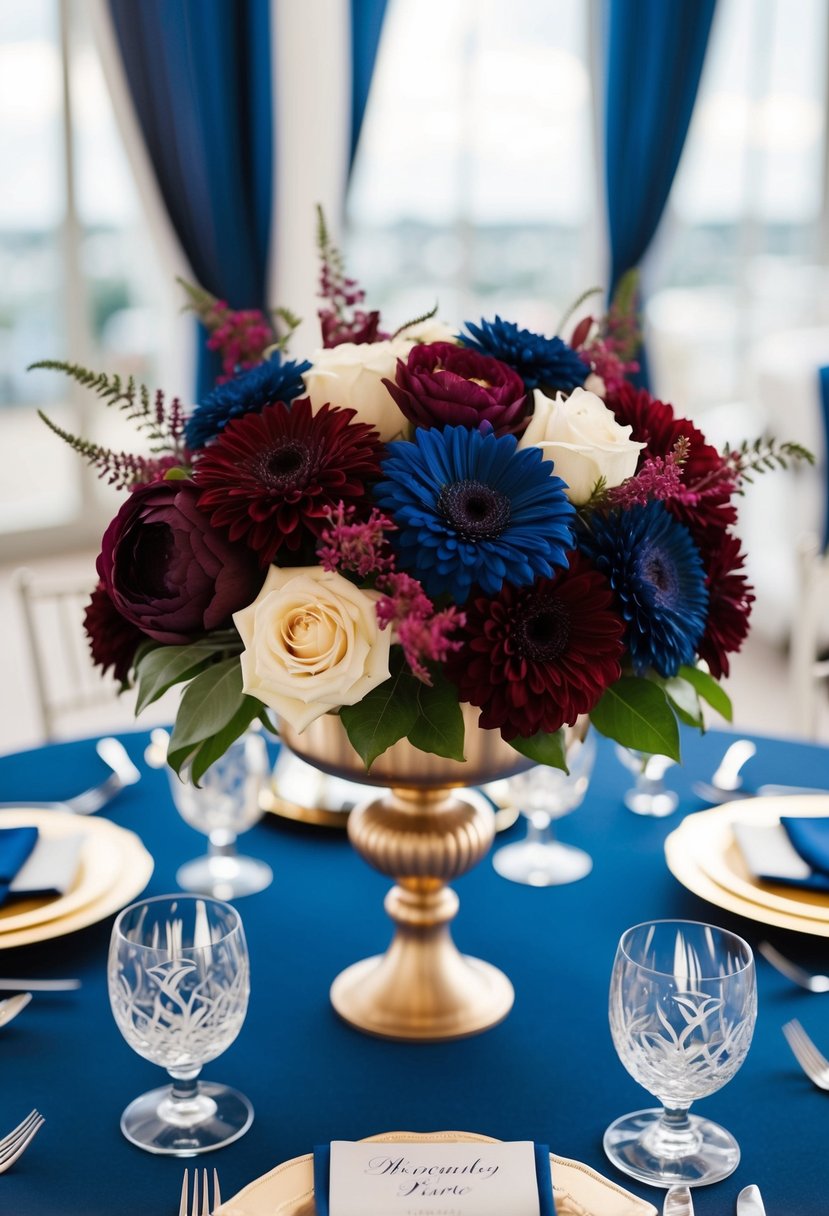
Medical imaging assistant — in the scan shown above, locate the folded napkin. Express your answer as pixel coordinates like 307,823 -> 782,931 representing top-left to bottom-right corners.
0,827 -> 38,907
9,833 -> 85,901
734,818 -> 829,891
313,1142 -> 555,1216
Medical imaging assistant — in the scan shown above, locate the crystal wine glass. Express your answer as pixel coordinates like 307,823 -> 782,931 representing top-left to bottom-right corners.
604,919 -> 756,1187
108,894 -> 252,1155
616,746 -> 679,817
148,728 -> 273,899
492,727 -> 596,886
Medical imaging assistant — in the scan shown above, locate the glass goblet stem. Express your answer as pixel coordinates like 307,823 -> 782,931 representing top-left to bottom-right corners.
209,828 -> 238,859
524,809 -> 554,845
647,1106 -> 700,1156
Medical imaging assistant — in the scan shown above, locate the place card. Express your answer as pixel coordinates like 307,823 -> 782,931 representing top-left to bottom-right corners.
328,1140 -> 543,1216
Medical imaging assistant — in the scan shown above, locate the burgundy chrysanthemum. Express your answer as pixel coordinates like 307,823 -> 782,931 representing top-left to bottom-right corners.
193,398 -> 384,566
696,532 -> 754,679
608,383 -> 737,541
83,582 -> 146,683
383,342 -> 528,436
444,552 -> 625,740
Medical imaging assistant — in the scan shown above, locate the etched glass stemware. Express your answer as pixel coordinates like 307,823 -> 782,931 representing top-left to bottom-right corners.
492,727 -> 596,886
108,895 -> 252,1155
604,919 -> 756,1187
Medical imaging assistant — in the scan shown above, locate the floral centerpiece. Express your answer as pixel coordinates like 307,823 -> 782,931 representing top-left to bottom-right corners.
35,214 -> 809,784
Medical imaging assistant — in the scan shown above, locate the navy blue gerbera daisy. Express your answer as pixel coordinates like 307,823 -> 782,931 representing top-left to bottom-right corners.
185,353 -> 312,449
578,501 -> 708,678
375,425 -> 575,603
459,316 -> 589,393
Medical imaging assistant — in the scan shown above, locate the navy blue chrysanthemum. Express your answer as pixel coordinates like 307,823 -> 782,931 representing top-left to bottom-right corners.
375,425 -> 576,603
185,354 -> 312,449
459,316 -> 589,392
578,501 -> 709,678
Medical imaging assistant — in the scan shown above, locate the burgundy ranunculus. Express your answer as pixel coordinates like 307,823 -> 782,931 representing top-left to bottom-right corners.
83,582 -> 146,682
97,480 -> 262,644
382,342 -> 528,436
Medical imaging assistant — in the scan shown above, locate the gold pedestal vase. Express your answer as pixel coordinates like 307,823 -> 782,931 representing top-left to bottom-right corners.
278,707 -> 530,1041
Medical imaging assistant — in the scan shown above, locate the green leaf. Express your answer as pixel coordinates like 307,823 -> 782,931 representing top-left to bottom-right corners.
163,466 -> 190,480
408,672 -> 465,762
508,729 -> 568,771
678,664 -> 733,722
134,642 -> 221,715
187,696 -> 263,785
167,658 -> 246,774
590,677 -> 681,761
661,676 -> 704,730
340,665 -> 419,769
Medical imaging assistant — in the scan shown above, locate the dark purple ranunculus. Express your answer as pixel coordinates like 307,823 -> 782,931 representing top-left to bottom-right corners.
83,582 -> 146,682
382,342 -> 528,436
97,480 -> 262,644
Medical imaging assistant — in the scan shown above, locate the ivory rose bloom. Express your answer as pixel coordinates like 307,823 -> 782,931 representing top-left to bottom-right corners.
303,339 -> 416,442
233,566 -> 391,733
519,386 -> 644,504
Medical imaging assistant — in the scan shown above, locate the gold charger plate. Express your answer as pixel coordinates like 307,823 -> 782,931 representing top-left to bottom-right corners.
681,796 -> 829,923
0,818 -> 153,949
665,799 -> 829,937
0,809 -> 128,933
216,1130 -> 657,1216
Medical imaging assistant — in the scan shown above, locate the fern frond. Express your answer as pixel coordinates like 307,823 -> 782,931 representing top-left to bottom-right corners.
392,304 -> 439,339
724,436 -> 815,483
30,360 -> 185,454
556,286 -> 603,337
37,410 -> 156,491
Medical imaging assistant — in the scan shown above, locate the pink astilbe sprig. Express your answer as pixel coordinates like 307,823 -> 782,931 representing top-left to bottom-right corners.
318,504 -> 397,577
206,306 -> 276,382
316,205 -> 388,348
609,438 -> 690,508
571,270 -> 641,395
375,572 -> 466,684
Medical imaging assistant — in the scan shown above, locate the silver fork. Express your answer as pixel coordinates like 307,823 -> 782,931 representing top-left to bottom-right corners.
759,941 -> 829,993
783,1018 -> 829,1089
0,737 -> 141,815
0,1110 -> 45,1174
179,1167 -> 222,1216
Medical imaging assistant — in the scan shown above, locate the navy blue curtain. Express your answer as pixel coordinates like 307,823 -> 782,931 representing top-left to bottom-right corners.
604,0 -> 717,387
818,366 -> 829,549
349,0 -> 388,171
109,0 -> 273,400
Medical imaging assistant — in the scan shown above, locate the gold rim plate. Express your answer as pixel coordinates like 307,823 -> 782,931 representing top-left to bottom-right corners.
666,797 -> 829,936
0,809 -> 130,933
215,1130 -> 656,1216
0,817 -> 153,949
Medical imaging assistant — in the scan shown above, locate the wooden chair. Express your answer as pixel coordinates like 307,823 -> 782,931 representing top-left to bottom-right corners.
14,568 -> 122,741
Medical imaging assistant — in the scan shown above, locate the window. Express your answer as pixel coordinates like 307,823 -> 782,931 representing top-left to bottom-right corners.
0,0 -> 188,554
347,0 -> 599,337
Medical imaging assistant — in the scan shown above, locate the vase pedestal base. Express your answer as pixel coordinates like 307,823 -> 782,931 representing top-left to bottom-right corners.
330,916 -> 514,1041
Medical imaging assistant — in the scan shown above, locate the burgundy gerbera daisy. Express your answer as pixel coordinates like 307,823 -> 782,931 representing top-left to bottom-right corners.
696,532 -> 754,679
608,383 -> 737,541
83,582 -> 146,684
193,398 -> 384,567
444,552 -> 625,740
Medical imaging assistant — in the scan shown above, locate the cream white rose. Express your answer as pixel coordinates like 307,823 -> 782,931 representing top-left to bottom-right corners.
518,386 -> 645,504
233,566 -> 391,734
303,338 -> 416,443
395,318 -> 458,345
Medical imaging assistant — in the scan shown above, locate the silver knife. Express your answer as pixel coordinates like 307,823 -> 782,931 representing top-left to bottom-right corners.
736,1184 -> 766,1215
664,1186 -> 694,1216
0,979 -> 81,992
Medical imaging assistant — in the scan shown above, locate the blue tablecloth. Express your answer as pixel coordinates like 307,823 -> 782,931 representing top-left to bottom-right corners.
0,728 -> 828,1216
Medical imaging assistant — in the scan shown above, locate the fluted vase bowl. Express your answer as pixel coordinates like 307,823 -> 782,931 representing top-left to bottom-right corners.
277,705 -> 531,1042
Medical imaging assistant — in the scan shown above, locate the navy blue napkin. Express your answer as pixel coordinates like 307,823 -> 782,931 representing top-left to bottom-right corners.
0,827 -> 38,907
781,816 -> 829,886
313,1142 -> 555,1216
